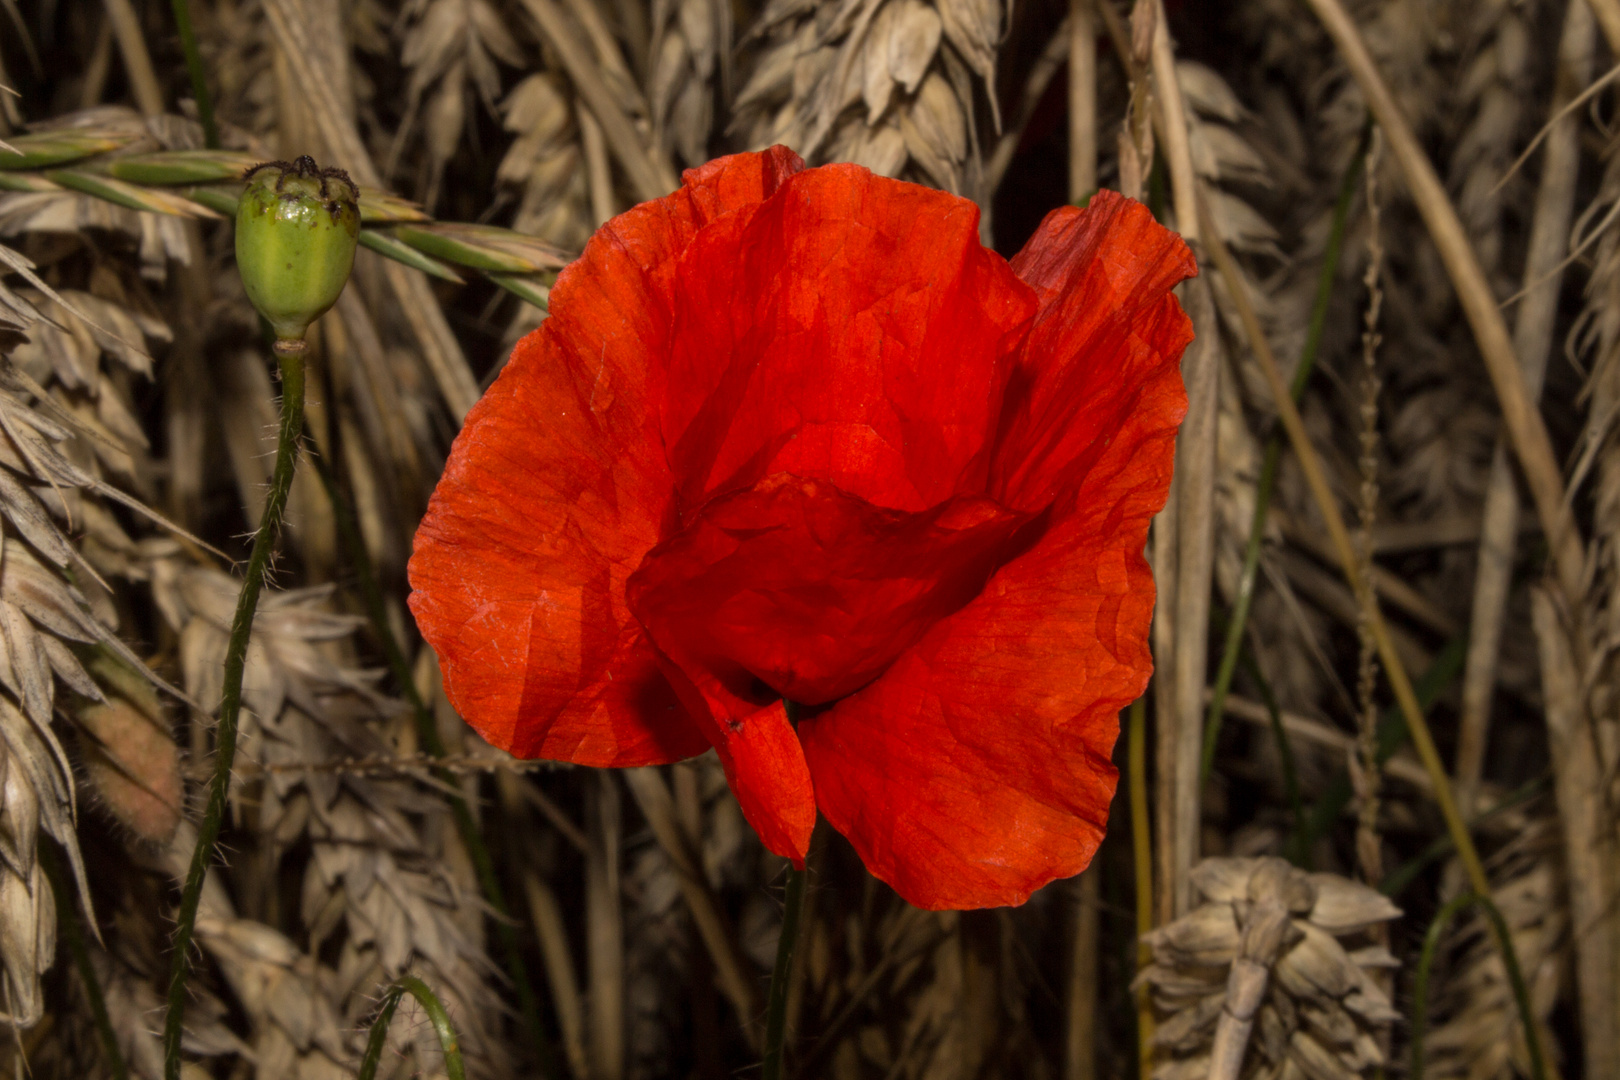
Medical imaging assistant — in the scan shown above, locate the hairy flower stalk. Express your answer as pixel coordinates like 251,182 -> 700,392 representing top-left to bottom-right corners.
760,862 -> 806,1080
162,156 -> 357,1080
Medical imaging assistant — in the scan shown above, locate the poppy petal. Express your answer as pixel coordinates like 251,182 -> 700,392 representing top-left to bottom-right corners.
407,324 -> 704,765
992,190 -> 1197,511
797,214 -> 1192,909
627,473 -> 1029,708
660,164 -> 1036,519
646,650 -> 817,864
627,473 -> 1028,862
408,149 -> 804,765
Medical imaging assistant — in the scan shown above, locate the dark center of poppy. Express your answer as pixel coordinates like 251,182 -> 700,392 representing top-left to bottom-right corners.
626,472 -> 1033,712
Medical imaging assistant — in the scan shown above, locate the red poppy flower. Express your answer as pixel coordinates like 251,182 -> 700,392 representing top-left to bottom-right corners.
408,147 -> 1195,910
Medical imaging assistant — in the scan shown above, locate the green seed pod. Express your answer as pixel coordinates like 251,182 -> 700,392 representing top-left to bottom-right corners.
235,155 -> 360,344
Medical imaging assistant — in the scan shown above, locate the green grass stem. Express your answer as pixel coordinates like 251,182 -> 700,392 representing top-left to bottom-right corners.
1412,892 -> 1545,1080
1200,127 -> 1369,790
42,842 -> 128,1080
167,0 -> 219,149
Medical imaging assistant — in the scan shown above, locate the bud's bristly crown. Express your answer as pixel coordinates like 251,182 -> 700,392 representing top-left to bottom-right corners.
235,155 -> 360,343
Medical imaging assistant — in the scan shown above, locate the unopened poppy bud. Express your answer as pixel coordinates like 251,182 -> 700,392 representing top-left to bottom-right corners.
236,155 -> 360,346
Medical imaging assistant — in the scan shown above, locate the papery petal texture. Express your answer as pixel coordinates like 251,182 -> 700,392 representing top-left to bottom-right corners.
409,150 -> 1198,907
661,163 -> 1036,516
994,191 -> 1198,510
799,194 -> 1194,909
408,149 -> 802,765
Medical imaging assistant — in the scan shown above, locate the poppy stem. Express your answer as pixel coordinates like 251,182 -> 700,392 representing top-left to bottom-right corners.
761,861 -> 807,1080
357,974 -> 468,1080
163,344 -> 304,1080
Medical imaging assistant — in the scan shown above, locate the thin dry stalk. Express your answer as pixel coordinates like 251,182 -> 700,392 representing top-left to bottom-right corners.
517,0 -> 677,202
1120,0 -> 1177,934
587,771 -> 626,1080
1352,128 -> 1385,891
622,767 -> 762,1048
1456,0 -> 1595,815
100,0 -> 163,117
1116,0 -> 1155,202
1068,0 -> 1097,200
80,19 -> 114,109
1152,481 -> 1178,925
1197,188 -> 1494,902
1586,0 -> 1620,55
1152,4 -> 1217,920
1062,10 -> 1101,1055
1064,869 -> 1100,1080
1171,271 -> 1219,920
1532,588 -> 1620,1080
1298,0 -> 1585,609
525,871 -> 591,1080
1148,1 -> 1197,245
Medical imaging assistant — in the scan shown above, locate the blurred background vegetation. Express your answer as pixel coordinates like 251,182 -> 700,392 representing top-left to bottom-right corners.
0,0 -> 1618,1077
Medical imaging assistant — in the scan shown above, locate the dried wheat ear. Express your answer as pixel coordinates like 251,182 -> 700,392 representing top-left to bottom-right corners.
1137,857 -> 1401,1080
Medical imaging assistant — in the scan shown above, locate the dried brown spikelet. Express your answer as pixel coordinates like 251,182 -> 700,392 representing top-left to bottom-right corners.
9,287 -> 164,385
498,73 -> 591,252
1574,130 -> 1620,737
1137,857 -> 1400,1080
1444,0 -> 1534,280
5,285 -> 163,490
0,832 -> 53,1026
731,0 -> 992,198
1179,62 -> 1278,259
649,0 -> 726,167
157,824 -> 354,1080
0,692 -> 87,1028
394,0 -> 525,211
76,695 -> 181,845
147,556 -> 511,1076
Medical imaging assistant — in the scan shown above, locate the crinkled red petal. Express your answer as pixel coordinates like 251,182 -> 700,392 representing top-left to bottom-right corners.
648,652 -> 817,864
799,192 -> 1194,909
991,190 -> 1197,511
627,473 -> 1027,862
661,164 -> 1036,519
407,149 -> 803,765
628,473 -> 1029,707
